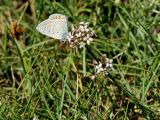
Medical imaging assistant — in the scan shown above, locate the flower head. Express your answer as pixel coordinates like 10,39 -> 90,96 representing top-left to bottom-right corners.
92,54 -> 113,79
66,22 -> 94,48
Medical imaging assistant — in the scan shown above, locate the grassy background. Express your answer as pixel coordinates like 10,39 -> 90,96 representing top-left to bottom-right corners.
0,0 -> 160,119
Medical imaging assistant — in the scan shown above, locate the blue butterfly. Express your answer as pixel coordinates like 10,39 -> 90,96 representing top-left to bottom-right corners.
36,14 -> 68,41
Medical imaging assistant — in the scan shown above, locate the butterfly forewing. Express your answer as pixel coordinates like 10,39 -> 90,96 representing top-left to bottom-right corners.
36,19 -> 55,38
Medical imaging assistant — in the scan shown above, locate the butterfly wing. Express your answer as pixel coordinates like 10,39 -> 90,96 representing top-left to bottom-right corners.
49,14 -> 68,41
36,19 -> 57,38
36,14 -> 68,41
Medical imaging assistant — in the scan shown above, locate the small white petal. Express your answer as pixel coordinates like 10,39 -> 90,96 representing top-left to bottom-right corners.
68,38 -> 71,42
109,59 -> 113,63
106,63 -> 109,67
71,36 -> 74,39
84,25 -> 88,29
85,22 -> 89,26
89,38 -> 93,41
91,75 -> 96,80
90,31 -> 95,36
79,25 -> 84,29
81,33 -> 85,36
96,69 -> 101,74
83,37 -> 87,41
79,43 -> 85,48
80,22 -> 85,25
76,33 -> 80,37
109,64 -> 112,67
85,28 -> 89,32
99,68 -> 104,72
87,40 -> 90,45
81,28 -> 85,32
95,65 -> 99,70
75,39 -> 78,43
99,63 -> 102,67
105,72 -> 108,76
79,32 -> 81,35
69,32 -> 72,36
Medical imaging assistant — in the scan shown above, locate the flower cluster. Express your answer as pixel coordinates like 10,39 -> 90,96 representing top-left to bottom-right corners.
66,22 -> 94,48
92,54 -> 113,79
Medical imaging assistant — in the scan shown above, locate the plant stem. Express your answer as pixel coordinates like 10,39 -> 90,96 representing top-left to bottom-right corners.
83,46 -> 86,76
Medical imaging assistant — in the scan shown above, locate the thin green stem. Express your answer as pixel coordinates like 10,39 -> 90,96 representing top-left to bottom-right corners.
13,38 -> 26,74
83,46 -> 86,76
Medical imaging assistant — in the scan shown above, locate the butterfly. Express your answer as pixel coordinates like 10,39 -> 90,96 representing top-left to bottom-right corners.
36,14 -> 68,41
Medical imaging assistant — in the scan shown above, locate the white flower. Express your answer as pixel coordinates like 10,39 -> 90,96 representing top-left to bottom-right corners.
93,55 -> 113,76
67,22 -> 94,48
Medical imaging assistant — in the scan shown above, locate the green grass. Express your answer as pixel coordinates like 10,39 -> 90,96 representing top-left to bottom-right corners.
0,0 -> 160,119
